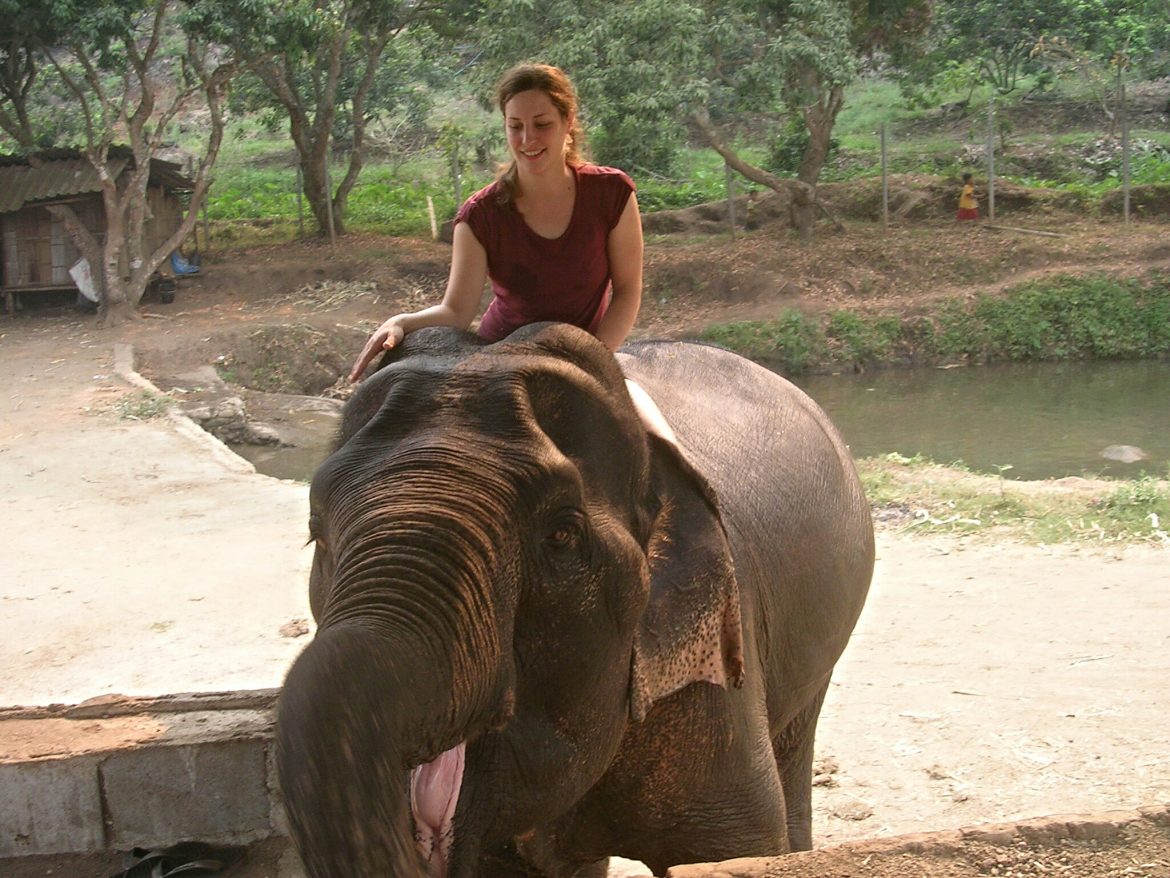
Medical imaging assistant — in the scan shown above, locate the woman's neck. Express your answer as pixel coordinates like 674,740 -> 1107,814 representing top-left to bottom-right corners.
515,161 -> 574,201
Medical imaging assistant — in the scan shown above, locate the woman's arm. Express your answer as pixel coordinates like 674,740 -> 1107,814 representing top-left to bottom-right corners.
349,222 -> 488,380
595,193 -> 644,351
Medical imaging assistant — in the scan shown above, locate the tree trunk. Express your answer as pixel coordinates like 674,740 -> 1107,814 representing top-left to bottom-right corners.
691,107 -> 817,239
257,25 -> 351,238
298,147 -> 345,237
330,34 -> 390,232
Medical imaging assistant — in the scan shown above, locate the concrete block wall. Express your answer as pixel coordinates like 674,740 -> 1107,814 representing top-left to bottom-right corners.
0,691 -> 284,859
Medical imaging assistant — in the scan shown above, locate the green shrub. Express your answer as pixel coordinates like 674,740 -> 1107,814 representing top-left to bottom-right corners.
701,273 -> 1170,370
962,275 -> 1170,362
1091,476 -> 1170,537
825,311 -> 904,365
117,390 -> 173,420
701,309 -> 824,373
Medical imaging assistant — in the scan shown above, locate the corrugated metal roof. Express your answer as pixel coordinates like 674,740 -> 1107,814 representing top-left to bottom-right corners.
0,158 -> 129,213
0,149 -> 194,214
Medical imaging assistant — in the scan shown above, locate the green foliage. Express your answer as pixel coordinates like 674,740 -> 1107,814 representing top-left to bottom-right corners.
931,274 -> 1170,362
345,166 -> 492,236
473,0 -> 706,174
1094,476 -> 1170,534
824,311 -> 904,364
833,79 -> 910,138
699,273 -> 1170,372
767,117 -> 839,176
208,168 -> 300,220
182,0 -> 467,233
474,0 -> 930,183
205,155 -> 494,237
633,148 -> 766,212
700,310 -> 825,373
911,0 -> 1169,99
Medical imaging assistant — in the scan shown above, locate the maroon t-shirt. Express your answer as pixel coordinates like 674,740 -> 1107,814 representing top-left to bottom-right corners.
454,164 -> 635,342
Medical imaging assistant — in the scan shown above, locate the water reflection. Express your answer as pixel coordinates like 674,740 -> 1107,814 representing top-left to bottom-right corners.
230,407 -> 339,482
794,360 -> 1170,481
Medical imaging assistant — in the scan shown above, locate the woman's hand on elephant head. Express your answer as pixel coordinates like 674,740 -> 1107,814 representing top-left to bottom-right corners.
350,317 -> 407,382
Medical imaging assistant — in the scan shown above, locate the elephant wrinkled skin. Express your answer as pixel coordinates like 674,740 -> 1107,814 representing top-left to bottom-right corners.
276,323 -> 874,878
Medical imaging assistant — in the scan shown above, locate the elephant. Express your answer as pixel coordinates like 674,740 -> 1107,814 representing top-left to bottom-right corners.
276,322 -> 874,878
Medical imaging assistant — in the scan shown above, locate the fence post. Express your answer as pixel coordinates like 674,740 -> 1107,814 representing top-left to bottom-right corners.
1120,73 -> 1131,225
452,142 -> 463,208
323,156 -> 336,251
881,123 -> 889,232
296,163 -> 304,240
201,199 -> 211,255
725,161 -> 737,239
986,96 -> 996,222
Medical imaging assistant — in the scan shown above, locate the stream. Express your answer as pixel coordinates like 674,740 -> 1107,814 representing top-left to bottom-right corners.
232,359 -> 1169,483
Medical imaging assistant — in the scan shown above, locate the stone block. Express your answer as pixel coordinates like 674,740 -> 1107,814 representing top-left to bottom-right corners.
102,739 -> 270,849
0,757 -> 104,857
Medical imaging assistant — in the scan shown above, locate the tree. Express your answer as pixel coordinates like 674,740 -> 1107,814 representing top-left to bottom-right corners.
475,0 -> 707,175
0,0 -> 235,325
0,1 -> 70,148
184,0 -> 458,236
476,0 -> 930,238
925,0 -> 1167,99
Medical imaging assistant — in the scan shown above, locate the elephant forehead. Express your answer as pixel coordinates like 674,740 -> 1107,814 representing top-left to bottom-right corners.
403,353 -> 624,440
455,348 -> 611,393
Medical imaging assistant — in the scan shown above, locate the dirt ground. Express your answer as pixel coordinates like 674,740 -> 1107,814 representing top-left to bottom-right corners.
2,189 -> 1169,877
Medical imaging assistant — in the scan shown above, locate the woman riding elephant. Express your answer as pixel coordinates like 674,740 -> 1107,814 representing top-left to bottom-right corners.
349,62 -> 673,440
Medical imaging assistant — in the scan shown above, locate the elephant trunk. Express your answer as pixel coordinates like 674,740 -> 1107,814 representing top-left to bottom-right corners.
277,620 -> 495,878
281,450 -> 523,875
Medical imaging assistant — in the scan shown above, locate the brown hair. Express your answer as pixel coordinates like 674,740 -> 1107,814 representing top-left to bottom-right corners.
494,63 -> 588,205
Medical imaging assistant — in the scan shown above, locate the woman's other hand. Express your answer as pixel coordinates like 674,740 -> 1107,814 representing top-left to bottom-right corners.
347,223 -> 487,382
349,317 -> 406,382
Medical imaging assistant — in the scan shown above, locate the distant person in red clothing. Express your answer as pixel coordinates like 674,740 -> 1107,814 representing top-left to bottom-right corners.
349,63 -> 673,439
956,172 -> 980,221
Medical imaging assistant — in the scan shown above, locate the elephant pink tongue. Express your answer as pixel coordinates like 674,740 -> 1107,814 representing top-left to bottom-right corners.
410,742 -> 465,878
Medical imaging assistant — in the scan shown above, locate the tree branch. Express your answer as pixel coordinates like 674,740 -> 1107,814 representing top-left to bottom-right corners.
690,106 -> 814,203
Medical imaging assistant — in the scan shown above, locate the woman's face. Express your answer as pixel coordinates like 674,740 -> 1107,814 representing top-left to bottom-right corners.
504,89 -> 572,177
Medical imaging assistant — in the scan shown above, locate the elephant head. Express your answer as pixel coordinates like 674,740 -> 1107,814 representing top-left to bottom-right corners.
276,323 -> 746,878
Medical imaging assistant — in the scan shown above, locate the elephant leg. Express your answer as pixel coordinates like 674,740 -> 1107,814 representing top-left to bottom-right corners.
771,678 -> 831,851
480,841 -> 550,878
512,831 -> 610,878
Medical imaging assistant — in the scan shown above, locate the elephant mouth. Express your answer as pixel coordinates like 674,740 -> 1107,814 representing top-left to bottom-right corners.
410,741 -> 466,878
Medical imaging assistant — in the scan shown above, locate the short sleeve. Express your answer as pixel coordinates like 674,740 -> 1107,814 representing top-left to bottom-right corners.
599,169 -> 634,230
453,183 -> 503,252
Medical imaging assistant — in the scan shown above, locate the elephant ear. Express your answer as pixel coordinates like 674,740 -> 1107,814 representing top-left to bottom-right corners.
629,438 -> 746,723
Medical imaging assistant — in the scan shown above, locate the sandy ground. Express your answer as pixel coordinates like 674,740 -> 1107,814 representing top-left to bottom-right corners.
0,315 -> 313,707
1,310 -> 1168,871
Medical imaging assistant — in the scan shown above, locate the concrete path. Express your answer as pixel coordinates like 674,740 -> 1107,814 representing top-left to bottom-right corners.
1,316 -> 313,708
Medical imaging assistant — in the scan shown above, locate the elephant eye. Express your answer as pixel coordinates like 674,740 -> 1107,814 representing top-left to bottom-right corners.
547,526 -> 574,547
544,510 -> 585,552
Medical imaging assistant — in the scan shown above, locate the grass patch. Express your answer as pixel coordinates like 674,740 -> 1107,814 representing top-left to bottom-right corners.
701,309 -> 825,373
117,390 -> 174,420
700,272 -> 1170,373
859,453 -> 1170,545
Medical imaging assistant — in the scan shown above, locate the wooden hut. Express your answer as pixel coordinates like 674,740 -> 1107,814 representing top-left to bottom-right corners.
0,148 -> 194,313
